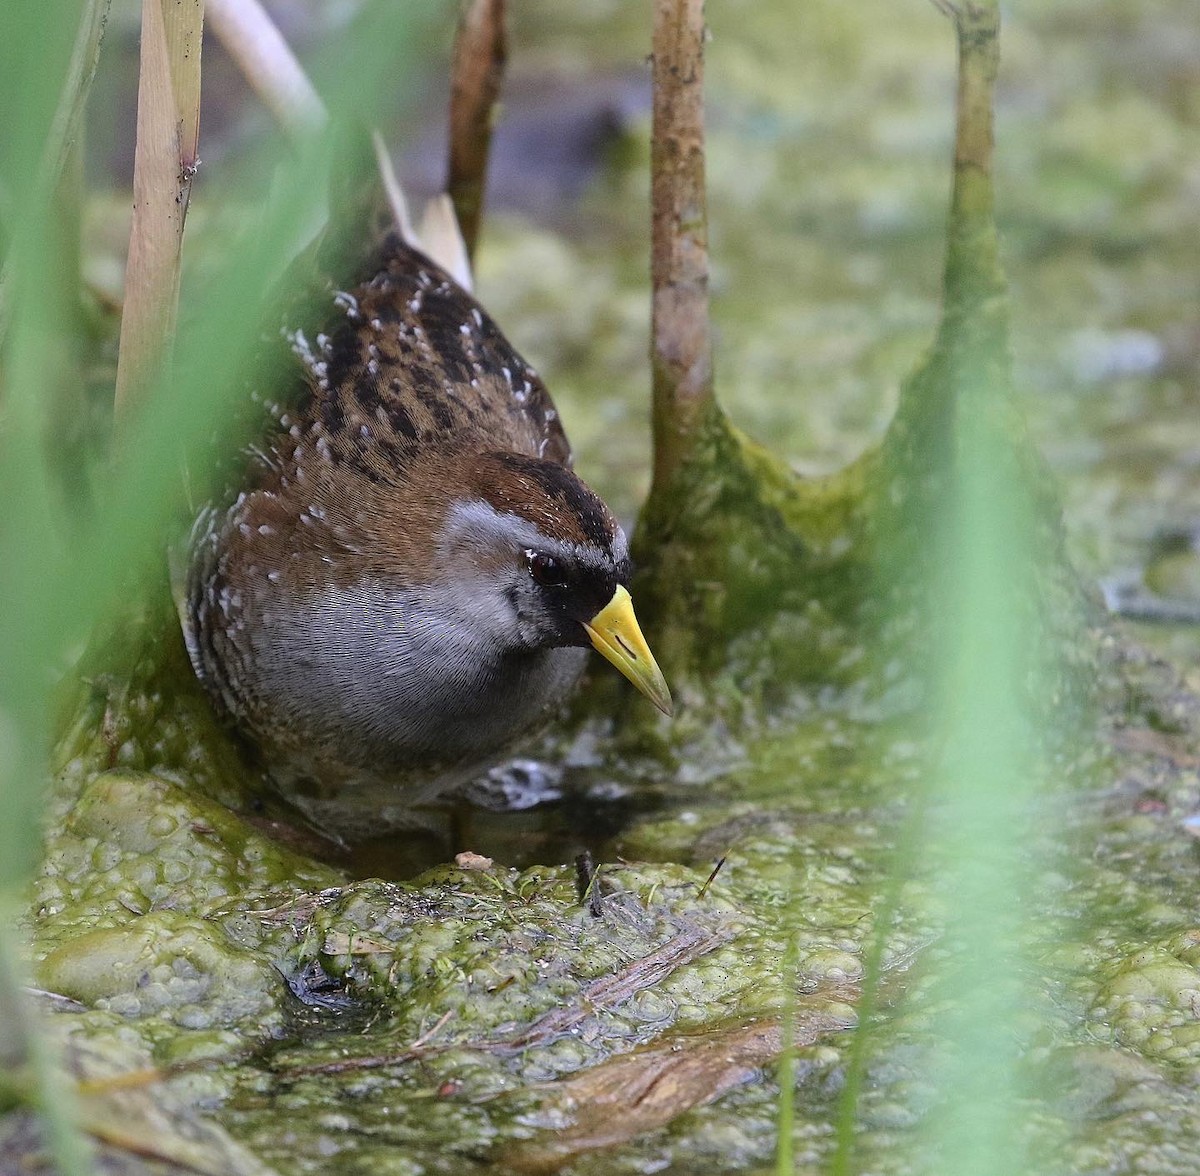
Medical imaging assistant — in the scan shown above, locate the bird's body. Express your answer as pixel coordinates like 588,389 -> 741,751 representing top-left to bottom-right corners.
184,232 -> 668,840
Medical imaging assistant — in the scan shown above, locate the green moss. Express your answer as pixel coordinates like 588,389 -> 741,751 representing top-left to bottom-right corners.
299,861 -> 765,1036
37,914 -> 282,1030
31,767 -> 336,955
1090,934 -> 1200,1061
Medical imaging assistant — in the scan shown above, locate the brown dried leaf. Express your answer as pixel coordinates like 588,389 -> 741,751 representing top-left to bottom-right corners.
502,1007 -> 855,1173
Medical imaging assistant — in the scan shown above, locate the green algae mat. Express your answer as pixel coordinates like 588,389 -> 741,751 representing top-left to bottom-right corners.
14,610 -> 1200,1174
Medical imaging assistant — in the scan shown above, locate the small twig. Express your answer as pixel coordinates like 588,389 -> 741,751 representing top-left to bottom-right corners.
486,923 -> 733,1054
287,1003 -> 456,1078
23,988 -> 86,1014
937,0 -> 1002,314
949,2 -> 999,178
205,0 -> 326,140
286,1043 -> 422,1079
73,1041 -> 261,1097
76,1067 -> 165,1096
696,854 -> 727,900
446,0 -> 508,262
113,0 -> 205,425
408,1008 -> 456,1051
574,851 -> 594,900
574,851 -> 604,916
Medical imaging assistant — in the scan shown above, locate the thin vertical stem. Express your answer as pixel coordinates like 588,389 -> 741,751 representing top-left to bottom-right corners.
649,0 -> 715,495
446,0 -> 507,263
924,4 -> 1041,1175
828,863 -> 909,1176
46,138 -> 92,513
205,0 -> 326,140
113,0 -> 205,425
941,0 -> 1003,309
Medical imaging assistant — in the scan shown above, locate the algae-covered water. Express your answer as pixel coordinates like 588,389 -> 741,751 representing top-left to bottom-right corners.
9,0 -> 1200,1173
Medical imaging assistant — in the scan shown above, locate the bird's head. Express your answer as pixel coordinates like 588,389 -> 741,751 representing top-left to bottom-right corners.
434,451 -> 673,715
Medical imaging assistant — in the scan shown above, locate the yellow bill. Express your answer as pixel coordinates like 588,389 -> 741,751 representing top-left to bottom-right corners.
583,585 -> 673,716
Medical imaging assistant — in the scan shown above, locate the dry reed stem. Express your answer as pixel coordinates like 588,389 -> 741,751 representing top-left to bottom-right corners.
649,0 -> 714,495
113,0 -> 205,425
205,0 -> 326,139
417,193 -> 474,291
446,0 -> 508,262
373,129 -> 417,243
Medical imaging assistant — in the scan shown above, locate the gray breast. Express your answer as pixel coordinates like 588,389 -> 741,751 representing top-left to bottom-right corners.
225,579 -> 585,774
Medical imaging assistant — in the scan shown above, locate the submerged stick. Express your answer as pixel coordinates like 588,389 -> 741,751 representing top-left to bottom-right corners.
113,0 -> 205,425
446,0 -> 508,262
648,0 -> 715,495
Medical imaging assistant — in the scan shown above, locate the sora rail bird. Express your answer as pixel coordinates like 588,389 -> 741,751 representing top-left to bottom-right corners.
181,223 -> 671,841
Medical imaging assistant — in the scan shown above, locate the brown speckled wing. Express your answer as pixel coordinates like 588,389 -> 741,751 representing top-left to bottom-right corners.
277,234 -> 572,481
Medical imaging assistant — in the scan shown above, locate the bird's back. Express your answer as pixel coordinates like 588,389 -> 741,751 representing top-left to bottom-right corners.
267,234 -> 572,491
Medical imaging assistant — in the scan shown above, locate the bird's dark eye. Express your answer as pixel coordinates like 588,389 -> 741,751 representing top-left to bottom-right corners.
527,551 -> 568,587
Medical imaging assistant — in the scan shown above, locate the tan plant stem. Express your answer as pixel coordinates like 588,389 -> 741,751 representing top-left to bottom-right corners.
205,0 -> 326,140
648,0 -> 715,497
113,0 -> 205,426
941,0 -> 1002,305
446,0 -> 508,262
